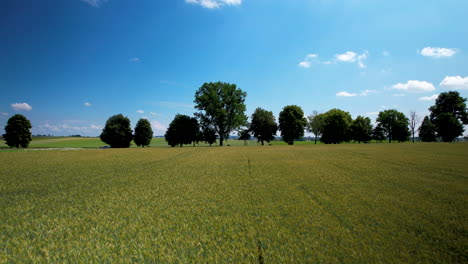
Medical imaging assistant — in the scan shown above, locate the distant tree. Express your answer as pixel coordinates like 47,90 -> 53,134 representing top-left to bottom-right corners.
165,114 -> 199,147
278,105 -> 307,145
202,126 -> 217,146
418,116 -> 437,142
376,109 -> 410,143
194,82 -> 247,146
307,111 -> 324,144
409,110 -> 421,143
238,129 -> 251,146
372,124 -> 386,142
100,114 -> 133,148
350,116 -> 373,143
320,109 -> 352,144
134,118 -> 153,147
3,114 -> 32,148
250,108 -> 278,146
429,91 -> 468,142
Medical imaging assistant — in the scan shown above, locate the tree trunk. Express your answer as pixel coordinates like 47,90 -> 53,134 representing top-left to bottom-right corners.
261,140 -> 264,146
314,138 -> 317,144
180,143 -> 183,147
219,137 -> 224,146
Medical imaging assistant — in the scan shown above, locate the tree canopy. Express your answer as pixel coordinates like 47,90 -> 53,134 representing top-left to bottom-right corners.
100,114 -> 133,148
278,105 -> 307,145
3,114 -> 32,148
201,126 -> 217,146
249,108 -> 278,146
165,114 -> 200,147
238,129 -> 251,146
307,111 -> 324,144
429,91 -> 468,142
418,116 -> 437,142
194,82 -> 247,146
134,118 -> 153,147
320,109 -> 352,144
350,115 -> 372,143
376,109 -> 410,143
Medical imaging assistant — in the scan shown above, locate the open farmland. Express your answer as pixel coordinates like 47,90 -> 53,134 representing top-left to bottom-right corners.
0,143 -> 467,263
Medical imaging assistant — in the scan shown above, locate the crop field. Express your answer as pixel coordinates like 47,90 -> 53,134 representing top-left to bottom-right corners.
0,143 -> 467,263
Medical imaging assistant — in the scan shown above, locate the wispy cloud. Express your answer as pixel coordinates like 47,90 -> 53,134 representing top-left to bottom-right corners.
186,0 -> 241,9
84,102 -> 92,107
336,89 -> 376,97
137,110 -> 144,114
335,51 -> 357,63
336,91 -> 357,97
366,112 -> 379,116
11,102 -> 32,111
81,0 -> 107,7
392,80 -> 435,93
1,112 -> 9,117
440,76 -> 468,90
298,54 -> 318,68
150,112 -> 159,116
419,47 -> 457,58
130,57 -> 140,63
37,122 -> 102,136
382,51 -> 390,57
418,94 -> 439,101
150,120 -> 167,136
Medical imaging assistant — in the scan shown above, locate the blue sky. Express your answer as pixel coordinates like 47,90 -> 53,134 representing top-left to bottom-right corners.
1,0 -> 467,136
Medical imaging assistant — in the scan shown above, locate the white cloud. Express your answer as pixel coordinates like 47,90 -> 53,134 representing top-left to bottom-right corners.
84,102 -> 92,107
186,0 -> 241,8
1,112 -> 8,116
150,120 -> 167,136
81,0 -> 107,7
137,110 -> 144,114
150,112 -> 158,116
393,93 -> 406,97
366,112 -> 379,116
360,89 -> 376,96
335,51 -> 357,62
37,122 -> 102,136
130,57 -> 140,62
11,102 -> 32,111
418,94 -> 439,101
298,54 -> 317,68
392,80 -> 435,93
419,47 -> 456,58
336,91 -> 357,97
334,51 -> 368,68
382,51 -> 390,56
439,76 -> 468,90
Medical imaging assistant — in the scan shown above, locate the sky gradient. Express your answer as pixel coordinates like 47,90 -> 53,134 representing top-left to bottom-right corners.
1,0 -> 467,136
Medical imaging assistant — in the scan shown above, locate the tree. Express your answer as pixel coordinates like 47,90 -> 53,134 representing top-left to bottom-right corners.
307,111 -> 324,144
202,126 -> 217,146
278,105 -> 307,145
418,116 -> 437,142
164,114 -> 200,147
320,109 -> 352,144
409,110 -> 421,143
134,118 -> 153,147
350,116 -> 372,143
100,114 -> 133,148
194,82 -> 247,146
250,108 -> 278,146
376,109 -> 410,143
429,91 -> 468,142
3,114 -> 32,148
372,124 -> 386,142
238,129 -> 251,146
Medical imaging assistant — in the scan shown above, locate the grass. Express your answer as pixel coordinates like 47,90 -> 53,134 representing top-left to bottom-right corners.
0,143 -> 467,262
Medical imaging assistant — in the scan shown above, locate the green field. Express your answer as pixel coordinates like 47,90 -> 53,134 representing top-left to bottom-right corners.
1,143 -> 467,262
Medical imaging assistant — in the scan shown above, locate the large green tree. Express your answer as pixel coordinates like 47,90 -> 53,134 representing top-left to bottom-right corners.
350,115 -> 373,143
372,124 -> 386,142
194,82 -> 247,146
100,114 -> 133,148
307,111 -> 324,144
3,114 -> 32,148
278,105 -> 307,145
249,108 -> 278,146
320,109 -> 352,144
376,109 -> 410,143
418,116 -> 437,142
165,114 -> 200,147
202,126 -> 217,146
429,91 -> 468,142
238,129 -> 251,146
134,118 -> 153,147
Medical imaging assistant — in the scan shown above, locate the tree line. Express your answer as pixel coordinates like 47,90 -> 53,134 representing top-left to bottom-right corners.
2,82 -> 467,148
